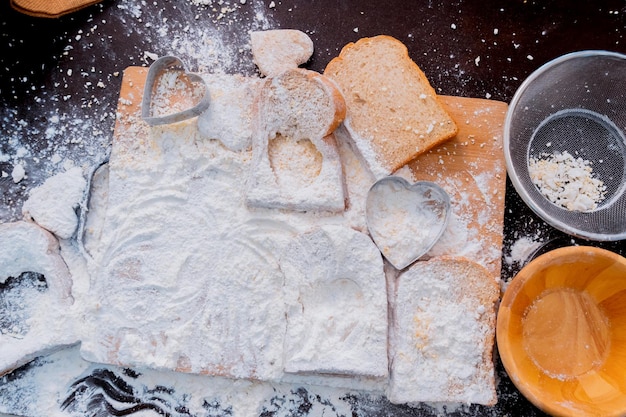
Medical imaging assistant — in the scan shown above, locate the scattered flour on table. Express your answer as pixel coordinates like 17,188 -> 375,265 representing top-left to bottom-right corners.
0,345 -> 358,417
117,0 -> 273,75
504,236 -> 542,267
0,0 -> 275,221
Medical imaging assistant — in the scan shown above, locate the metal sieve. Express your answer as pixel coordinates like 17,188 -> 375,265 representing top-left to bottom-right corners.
505,51 -> 626,241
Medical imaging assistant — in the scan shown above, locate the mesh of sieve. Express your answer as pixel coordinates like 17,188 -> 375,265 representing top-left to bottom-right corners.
505,51 -> 626,241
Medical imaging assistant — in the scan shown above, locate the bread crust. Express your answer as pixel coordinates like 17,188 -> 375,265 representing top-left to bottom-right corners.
303,70 -> 347,136
245,68 -> 347,212
325,35 -> 458,177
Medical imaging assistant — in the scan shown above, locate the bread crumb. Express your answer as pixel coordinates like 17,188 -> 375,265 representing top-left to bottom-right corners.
529,151 -> 606,212
11,164 -> 26,183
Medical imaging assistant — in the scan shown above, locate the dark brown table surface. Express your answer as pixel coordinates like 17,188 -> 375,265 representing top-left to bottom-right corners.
1,1 -> 625,416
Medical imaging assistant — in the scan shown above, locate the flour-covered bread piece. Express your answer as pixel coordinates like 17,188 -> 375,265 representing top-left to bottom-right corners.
22,166 -> 87,240
388,256 -> 499,405
324,35 -> 458,178
251,29 -> 314,77
197,73 -> 261,152
0,221 -> 76,376
280,225 -> 388,378
245,68 -> 347,212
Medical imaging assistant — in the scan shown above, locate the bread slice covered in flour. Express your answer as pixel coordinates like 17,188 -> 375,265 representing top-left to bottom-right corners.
250,29 -> 314,77
0,221 -> 77,376
388,256 -> 499,405
280,225 -> 388,378
245,68 -> 347,212
324,35 -> 458,178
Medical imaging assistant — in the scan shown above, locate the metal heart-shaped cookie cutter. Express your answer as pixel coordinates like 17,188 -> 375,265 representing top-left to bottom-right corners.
366,176 -> 451,270
141,55 -> 211,126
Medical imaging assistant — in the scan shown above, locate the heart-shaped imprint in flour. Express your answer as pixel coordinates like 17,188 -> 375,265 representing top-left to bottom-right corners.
366,176 -> 451,270
141,56 -> 211,126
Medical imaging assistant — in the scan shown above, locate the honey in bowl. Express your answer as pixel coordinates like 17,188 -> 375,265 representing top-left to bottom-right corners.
497,246 -> 626,417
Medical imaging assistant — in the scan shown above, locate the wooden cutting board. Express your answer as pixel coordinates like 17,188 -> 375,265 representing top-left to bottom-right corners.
113,67 -> 508,281
409,95 -> 508,280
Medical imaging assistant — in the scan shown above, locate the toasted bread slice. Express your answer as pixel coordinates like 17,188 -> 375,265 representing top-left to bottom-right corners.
324,35 -> 458,178
250,29 -> 314,77
388,256 -> 499,405
245,68 -> 347,212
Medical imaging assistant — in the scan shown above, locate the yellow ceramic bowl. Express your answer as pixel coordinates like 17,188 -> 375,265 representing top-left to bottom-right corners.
497,246 -> 626,417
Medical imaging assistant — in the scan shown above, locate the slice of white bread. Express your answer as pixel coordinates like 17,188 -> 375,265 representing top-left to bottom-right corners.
324,35 -> 458,178
245,68 -> 347,212
280,225 -> 388,378
0,221 -> 76,376
388,256 -> 499,405
250,29 -> 314,77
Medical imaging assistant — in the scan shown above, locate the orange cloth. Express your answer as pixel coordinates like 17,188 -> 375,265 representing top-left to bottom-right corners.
10,0 -> 102,17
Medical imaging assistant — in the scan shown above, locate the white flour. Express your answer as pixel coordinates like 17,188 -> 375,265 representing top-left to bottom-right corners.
81,98 -> 385,393
505,236 -> 542,266
0,345 -> 359,417
0,3 -> 508,413
21,167 -> 86,240
83,121 -> 291,380
388,258 -> 498,406
0,222 -> 79,377
11,163 -> 26,184
366,178 -> 449,269
197,73 -> 261,151
281,225 -> 388,378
